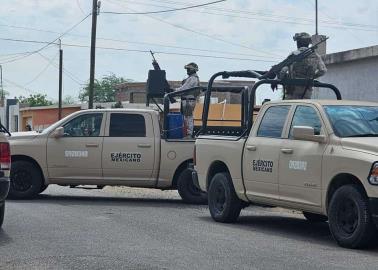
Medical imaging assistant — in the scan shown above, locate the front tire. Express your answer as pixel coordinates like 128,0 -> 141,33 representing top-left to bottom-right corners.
177,168 -> 207,204
303,212 -> 328,223
328,185 -> 377,249
0,203 -> 4,228
9,160 -> 43,199
208,172 -> 242,223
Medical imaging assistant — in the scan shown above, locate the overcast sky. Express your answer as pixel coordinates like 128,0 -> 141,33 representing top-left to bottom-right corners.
0,0 -> 377,103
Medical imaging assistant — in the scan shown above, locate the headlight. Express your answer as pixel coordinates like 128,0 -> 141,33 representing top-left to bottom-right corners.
368,162 -> 378,185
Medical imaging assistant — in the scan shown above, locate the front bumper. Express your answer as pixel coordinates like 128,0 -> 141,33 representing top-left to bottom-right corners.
0,176 -> 10,201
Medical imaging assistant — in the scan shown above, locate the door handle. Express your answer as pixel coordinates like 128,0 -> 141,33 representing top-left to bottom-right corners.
246,145 -> 257,151
85,143 -> 99,148
138,144 -> 151,148
281,148 -> 293,154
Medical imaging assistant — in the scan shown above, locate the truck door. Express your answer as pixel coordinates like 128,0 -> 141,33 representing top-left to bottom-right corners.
47,112 -> 105,181
102,112 -> 156,183
278,105 -> 327,208
242,105 -> 291,201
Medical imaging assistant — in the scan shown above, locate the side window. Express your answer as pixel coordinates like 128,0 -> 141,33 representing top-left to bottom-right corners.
63,113 -> 103,137
109,114 -> 146,137
290,106 -> 323,137
257,106 -> 290,138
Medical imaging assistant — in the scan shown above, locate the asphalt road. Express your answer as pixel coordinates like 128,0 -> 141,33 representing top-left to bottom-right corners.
1,186 -> 378,270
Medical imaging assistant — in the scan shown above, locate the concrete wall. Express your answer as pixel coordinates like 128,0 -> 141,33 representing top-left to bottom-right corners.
314,45 -> 378,101
315,57 -> 378,101
20,106 -> 81,131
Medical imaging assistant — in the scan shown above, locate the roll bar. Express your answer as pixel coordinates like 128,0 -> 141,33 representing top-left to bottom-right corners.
247,78 -> 342,131
201,70 -> 343,136
200,71 -> 257,135
164,85 -> 249,138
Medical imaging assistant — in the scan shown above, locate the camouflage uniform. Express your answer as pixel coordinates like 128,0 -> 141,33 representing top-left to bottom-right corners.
279,32 -> 327,99
175,63 -> 200,136
176,62 -> 200,117
176,73 -> 200,92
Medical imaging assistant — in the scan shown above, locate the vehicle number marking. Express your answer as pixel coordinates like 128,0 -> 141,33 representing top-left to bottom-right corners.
252,160 -> 273,173
65,150 -> 88,158
289,160 -> 307,171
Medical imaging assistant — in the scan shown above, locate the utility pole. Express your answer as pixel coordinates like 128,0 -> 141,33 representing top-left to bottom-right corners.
315,0 -> 318,35
0,65 -> 3,107
58,39 -> 63,120
88,0 -> 101,109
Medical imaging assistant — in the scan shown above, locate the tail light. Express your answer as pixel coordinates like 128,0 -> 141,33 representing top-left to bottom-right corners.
193,145 -> 196,166
0,143 -> 11,170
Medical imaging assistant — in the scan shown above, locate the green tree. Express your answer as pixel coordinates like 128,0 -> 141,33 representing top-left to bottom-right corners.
17,94 -> 53,107
79,74 -> 131,103
63,95 -> 76,104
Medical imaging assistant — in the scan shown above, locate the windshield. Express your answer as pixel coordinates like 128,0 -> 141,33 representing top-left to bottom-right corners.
324,105 -> 378,138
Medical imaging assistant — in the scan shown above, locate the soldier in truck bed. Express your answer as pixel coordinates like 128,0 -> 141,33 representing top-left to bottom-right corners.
176,62 -> 201,136
279,32 -> 327,99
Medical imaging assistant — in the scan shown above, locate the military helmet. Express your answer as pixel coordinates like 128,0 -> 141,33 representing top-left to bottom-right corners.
184,62 -> 199,72
293,32 -> 312,43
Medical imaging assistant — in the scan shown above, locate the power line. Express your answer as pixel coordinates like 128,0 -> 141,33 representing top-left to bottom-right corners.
0,37 -> 278,63
102,0 -> 226,14
0,14 -> 90,64
3,78 -> 55,99
24,52 -> 59,86
112,4 -> 282,58
76,0 -> 87,15
37,52 -> 85,85
0,27 -> 280,59
117,0 -> 378,30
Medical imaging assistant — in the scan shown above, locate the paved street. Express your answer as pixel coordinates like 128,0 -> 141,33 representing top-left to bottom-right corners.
0,186 -> 378,270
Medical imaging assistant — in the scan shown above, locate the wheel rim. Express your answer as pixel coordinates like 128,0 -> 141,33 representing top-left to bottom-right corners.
211,182 -> 226,215
11,169 -> 33,192
336,198 -> 359,235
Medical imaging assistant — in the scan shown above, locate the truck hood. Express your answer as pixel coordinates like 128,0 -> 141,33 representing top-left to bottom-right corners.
9,131 -> 41,140
341,137 -> 378,156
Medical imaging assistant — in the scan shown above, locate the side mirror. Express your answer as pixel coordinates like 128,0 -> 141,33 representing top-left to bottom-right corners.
51,127 -> 64,138
292,126 -> 326,143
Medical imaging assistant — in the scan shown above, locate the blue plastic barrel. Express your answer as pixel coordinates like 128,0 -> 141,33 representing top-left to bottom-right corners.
167,113 -> 184,139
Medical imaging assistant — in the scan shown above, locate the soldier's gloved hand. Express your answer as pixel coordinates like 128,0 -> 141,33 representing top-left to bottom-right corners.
271,82 -> 278,92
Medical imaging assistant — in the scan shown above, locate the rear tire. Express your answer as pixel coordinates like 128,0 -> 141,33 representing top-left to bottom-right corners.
303,212 -> 328,223
9,160 -> 43,199
177,168 -> 207,204
328,185 -> 377,249
208,172 -> 242,223
0,203 -> 4,228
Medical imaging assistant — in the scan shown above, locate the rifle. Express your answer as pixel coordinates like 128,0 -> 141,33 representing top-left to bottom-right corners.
260,37 -> 329,80
149,50 -> 174,98
150,50 -> 161,71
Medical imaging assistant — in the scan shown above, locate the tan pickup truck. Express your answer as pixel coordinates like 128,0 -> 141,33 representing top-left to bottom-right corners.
193,74 -> 378,248
8,108 -> 206,204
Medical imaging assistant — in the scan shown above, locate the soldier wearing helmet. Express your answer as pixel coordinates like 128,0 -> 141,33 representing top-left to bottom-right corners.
176,62 -> 200,92
278,32 -> 327,99
175,62 -> 200,137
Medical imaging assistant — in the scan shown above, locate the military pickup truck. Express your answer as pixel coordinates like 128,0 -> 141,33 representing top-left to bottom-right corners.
0,125 -> 11,228
193,75 -> 378,248
8,107 -> 206,203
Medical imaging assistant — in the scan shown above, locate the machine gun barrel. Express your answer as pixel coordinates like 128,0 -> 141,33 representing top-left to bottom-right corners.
150,50 -> 161,71
260,37 -> 329,80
